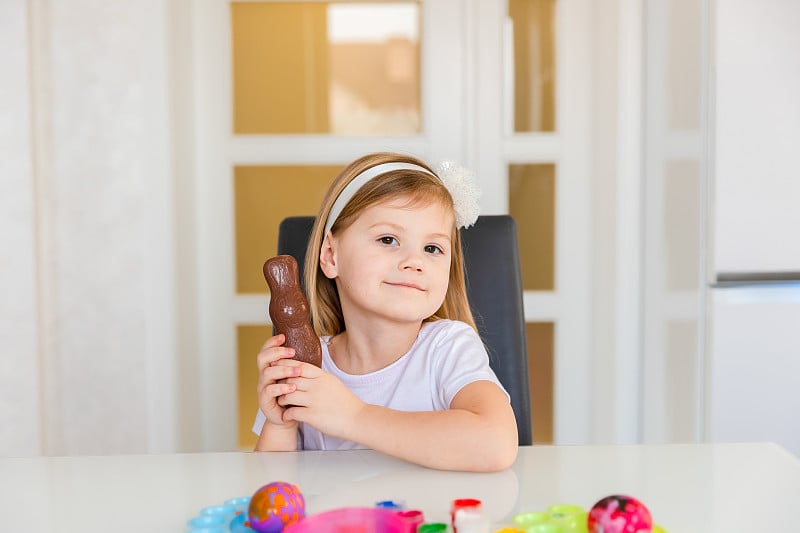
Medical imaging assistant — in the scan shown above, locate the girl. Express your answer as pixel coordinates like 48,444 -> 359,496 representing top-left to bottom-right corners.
253,152 -> 518,472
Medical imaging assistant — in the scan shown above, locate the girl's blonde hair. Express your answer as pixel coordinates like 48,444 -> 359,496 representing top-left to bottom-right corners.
304,152 -> 477,336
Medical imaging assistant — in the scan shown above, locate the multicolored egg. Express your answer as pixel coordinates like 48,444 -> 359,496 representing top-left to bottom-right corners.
587,494 -> 652,533
247,481 -> 305,533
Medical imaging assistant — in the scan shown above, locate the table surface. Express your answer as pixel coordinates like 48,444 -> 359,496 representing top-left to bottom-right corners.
1,443 -> 799,532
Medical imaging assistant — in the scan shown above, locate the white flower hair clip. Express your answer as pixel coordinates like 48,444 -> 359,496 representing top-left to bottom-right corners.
436,161 -> 481,229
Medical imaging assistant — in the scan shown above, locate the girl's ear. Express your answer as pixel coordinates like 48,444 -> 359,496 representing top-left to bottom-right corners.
319,232 -> 338,279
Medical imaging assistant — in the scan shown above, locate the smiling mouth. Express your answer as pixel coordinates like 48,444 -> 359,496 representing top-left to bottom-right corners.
386,282 -> 425,291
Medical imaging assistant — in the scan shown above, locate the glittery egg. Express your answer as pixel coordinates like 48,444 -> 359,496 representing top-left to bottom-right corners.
587,494 -> 652,533
247,481 -> 305,533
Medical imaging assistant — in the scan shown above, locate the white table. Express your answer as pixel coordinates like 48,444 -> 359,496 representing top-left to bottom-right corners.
1,443 -> 798,532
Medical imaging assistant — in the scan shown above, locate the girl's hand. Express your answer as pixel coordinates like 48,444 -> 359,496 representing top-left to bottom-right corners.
256,334 -> 303,429
275,362 -> 365,439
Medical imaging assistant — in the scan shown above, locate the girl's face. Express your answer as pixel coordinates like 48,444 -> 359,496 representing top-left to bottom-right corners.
320,197 -> 454,327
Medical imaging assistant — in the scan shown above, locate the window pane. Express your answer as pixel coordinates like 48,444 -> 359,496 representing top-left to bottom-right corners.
508,0 -> 557,132
237,325 -> 271,449
527,322 -> 554,444
231,1 -> 421,135
234,165 -> 342,294
509,163 -> 556,291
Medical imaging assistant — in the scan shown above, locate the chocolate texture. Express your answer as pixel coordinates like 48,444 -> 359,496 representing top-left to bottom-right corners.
263,255 -> 322,368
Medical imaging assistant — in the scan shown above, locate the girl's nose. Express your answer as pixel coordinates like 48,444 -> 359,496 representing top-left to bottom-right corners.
399,248 -> 424,272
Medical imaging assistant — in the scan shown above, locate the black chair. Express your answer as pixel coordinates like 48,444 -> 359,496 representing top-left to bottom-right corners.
276,215 -> 532,445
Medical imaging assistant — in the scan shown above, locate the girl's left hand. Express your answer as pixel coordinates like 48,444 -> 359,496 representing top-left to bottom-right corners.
273,361 -> 364,439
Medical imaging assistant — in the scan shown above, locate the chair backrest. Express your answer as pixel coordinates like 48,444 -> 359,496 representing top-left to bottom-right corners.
276,215 -> 532,445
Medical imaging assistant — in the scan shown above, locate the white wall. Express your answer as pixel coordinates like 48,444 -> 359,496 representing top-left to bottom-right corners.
0,0 -> 42,457
0,0 -> 181,456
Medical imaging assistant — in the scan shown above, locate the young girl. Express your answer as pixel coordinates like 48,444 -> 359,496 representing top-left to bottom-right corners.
253,152 -> 518,472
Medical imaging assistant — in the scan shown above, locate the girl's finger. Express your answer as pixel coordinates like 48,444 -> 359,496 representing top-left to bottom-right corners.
256,346 -> 296,369
261,364 -> 302,381
271,360 -> 321,377
259,334 -> 285,351
262,382 -> 296,398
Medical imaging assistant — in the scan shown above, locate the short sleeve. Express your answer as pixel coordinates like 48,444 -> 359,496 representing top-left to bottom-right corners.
428,321 -> 510,408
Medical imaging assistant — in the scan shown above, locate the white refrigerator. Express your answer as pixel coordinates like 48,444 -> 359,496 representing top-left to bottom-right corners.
707,0 -> 800,457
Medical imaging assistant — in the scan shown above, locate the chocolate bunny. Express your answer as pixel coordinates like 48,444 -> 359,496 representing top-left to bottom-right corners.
262,255 -> 323,368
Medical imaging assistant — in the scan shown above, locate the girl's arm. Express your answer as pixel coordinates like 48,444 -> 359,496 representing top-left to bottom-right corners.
255,420 -> 298,451
253,335 -> 303,451
280,365 -> 518,471
353,381 -> 518,471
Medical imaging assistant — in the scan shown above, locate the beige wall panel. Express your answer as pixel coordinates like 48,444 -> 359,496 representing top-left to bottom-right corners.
667,0 -> 701,130
665,321 -> 697,441
664,160 -> 700,291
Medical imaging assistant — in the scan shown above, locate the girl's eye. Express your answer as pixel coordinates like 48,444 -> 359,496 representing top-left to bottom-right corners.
424,244 -> 444,255
378,236 -> 398,246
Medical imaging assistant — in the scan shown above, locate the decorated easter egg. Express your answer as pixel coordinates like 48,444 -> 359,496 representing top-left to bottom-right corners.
247,481 -> 305,533
587,495 -> 652,533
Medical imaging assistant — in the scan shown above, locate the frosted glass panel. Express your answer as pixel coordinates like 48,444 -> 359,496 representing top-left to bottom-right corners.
231,2 -> 421,135
234,165 -> 341,294
527,322 -> 554,444
237,325 -> 271,449
509,164 -> 556,291
508,0 -> 557,132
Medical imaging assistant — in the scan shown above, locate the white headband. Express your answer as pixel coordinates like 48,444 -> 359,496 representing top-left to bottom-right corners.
323,160 -> 481,236
323,162 -> 436,236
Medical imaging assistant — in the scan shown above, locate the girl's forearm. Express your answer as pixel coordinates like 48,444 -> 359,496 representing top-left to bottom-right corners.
254,423 -> 298,452
347,404 -> 518,472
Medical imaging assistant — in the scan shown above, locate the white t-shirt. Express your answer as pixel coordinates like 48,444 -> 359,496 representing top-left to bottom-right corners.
251,319 -> 508,450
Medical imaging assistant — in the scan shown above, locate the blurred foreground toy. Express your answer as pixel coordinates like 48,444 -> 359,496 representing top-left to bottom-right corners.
451,498 -> 486,532
509,497 -> 666,533
587,495 -> 651,533
188,488 -> 666,533
285,507 -> 409,532
512,503 -> 588,533
248,481 -> 305,533
187,496 -> 250,532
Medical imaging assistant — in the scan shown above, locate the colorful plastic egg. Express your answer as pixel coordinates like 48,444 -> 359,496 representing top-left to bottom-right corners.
587,495 -> 652,533
247,481 -> 305,533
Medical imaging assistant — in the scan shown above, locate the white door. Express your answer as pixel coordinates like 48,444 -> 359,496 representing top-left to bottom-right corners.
190,0 -> 592,451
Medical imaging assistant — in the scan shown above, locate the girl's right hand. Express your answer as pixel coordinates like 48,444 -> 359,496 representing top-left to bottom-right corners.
256,334 -> 303,428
